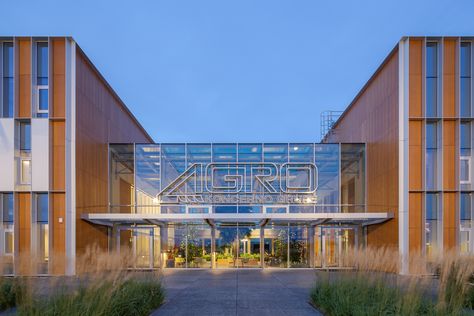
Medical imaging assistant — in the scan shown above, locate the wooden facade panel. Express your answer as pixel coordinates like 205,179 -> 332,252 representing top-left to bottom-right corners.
409,39 -> 423,118
75,47 -> 152,256
443,192 -> 457,250
50,193 -> 65,275
443,120 -> 457,190
50,121 -> 65,191
443,38 -> 457,117
52,38 -> 66,118
17,39 -> 31,118
409,192 -> 423,254
409,120 -> 423,190
325,47 -> 399,248
15,192 -> 31,274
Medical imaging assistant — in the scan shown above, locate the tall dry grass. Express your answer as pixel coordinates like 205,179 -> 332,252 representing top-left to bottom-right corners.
0,245 -> 165,315
314,246 -> 474,314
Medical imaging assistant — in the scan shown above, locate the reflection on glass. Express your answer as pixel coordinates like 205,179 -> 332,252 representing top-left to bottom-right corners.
426,42 -> 438,117
289,225 -> 309,268
165,224 -> 187,268
425,193 -> 440,257
215,225 -> 238,268
341,144 -> 365,213
109,144 -> 134,213
461,42 -> 472,117
1,193 -> 14,274
461,122 -> 472,190
426,123 -> 438,190
460,193 -> 472,254
314,144 -> 340,212
2,42 -> 13,118
238,226 -> 260,268
187,224 -> 212,268
36,193 -> 49,274
264,224 -> 288,268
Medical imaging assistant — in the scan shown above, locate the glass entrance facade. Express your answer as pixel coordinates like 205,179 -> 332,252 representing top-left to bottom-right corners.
106,143 -> 368,269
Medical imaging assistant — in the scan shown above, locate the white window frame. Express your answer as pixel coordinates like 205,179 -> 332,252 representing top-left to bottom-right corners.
20,157 -> 31,185
36,85 -> 49,115
460,156 -> 471,184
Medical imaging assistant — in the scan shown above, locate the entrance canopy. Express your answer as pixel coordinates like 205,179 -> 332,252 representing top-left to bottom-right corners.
82,212 -> 394,227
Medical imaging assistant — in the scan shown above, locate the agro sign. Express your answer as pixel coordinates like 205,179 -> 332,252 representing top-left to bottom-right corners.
157,162 -> 318,205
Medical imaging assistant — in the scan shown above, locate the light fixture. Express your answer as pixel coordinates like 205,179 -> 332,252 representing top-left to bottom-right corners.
293,146 -> 299,151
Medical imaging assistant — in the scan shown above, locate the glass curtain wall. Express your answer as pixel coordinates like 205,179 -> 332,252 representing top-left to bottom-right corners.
215,223 -> 260,268
340,144 -> 366,213
164,223 -> 212,268
109,144 -> 135,213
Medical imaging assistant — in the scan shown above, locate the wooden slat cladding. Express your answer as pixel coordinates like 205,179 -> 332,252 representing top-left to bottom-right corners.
75,47 -> 152,256
442,38 -> 458,118
50,121 -> 65,191
408,192 -> 423,255
16,38 -> 31,118
409,120 -> 423,190
443,120 -> 457,190
15,192 -> 31,274
325,48 -> 399,248
409,39 -> 423,118
51,38 -> 66,118
50,193 -> 66,275
443,192 -> 457,251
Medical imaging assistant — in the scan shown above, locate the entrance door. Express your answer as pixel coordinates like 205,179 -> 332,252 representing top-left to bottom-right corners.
215,223 -> 260,268
117,227 -> 158,269
318,227 -> 356,268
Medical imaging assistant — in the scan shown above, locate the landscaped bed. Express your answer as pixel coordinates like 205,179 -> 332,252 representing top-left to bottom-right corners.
310,250 -> 474,316
0,272 -> 165,316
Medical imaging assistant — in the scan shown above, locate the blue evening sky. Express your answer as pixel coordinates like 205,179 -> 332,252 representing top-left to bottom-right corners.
2,0 -> 474,142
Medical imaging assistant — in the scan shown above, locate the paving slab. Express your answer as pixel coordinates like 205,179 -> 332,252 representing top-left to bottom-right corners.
152,269 -> 322,315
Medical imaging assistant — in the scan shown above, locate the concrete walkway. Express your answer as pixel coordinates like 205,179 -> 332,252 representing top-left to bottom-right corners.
152,269 -> 321,316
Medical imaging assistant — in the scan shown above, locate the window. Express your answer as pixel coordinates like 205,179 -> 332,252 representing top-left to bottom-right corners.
461,122 -> 472,187
425,193 -> 441,256
18,121 -> 31,185
19,121 -> 31,151
460,193 -> 472,254
426,122 -> 438,190
2,42 -> 13,118
461,42 -> 472,117
36,42 -> 48,118
460,157 -> 471,184
35,193 -> 49,274
426,42 -> 438,117
1,193 -> 14,275
20,159 -> 31,184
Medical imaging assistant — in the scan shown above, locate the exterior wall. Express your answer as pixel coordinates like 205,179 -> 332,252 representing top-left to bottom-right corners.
407,37 -> 461,259
0,36 -> 152,276
74,46 -> 152,263
325,47 -> 400,249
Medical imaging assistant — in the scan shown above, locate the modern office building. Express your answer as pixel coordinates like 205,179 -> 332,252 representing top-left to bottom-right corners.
0,36 -> 473,275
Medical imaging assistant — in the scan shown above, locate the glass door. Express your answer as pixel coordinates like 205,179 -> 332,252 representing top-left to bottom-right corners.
215,225 -> 238,268
215,223 -> 260,268
134,228 -> 154,269
319,227 -> 356,268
